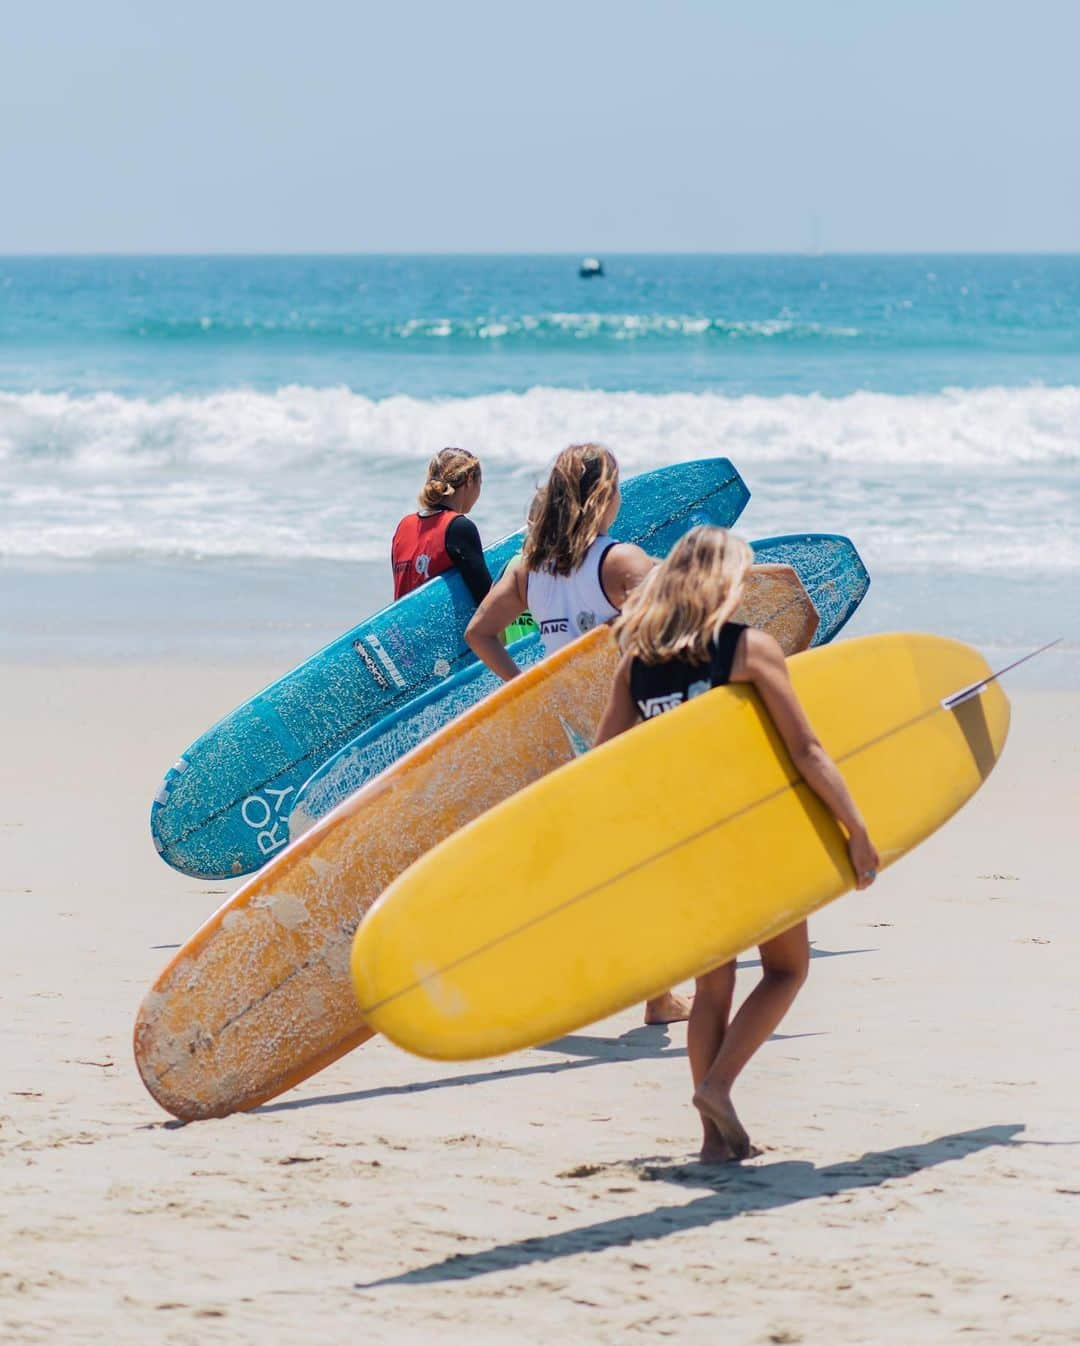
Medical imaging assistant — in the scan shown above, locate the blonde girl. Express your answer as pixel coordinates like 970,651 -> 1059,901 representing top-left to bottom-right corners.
391,448 -> 490,603
594,525 -> 879,1163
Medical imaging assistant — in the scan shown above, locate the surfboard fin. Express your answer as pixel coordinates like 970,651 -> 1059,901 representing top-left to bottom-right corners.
558,716 -> 592,758
942,638 -> 1062,710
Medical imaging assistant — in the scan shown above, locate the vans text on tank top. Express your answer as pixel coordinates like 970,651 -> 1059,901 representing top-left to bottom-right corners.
629,623 -> 747,720
526,535 -> 620,654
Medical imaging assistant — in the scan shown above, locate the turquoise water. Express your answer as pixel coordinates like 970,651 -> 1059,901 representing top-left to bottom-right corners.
3,254 -> 1080,398
1,254 -> 1077,670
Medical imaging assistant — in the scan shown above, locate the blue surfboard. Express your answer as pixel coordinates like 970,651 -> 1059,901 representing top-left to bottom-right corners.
151,458 -> 750,878
288,533 -> 870,839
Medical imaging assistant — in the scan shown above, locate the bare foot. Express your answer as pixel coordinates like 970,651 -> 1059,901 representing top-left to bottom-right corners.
644,991 -> 693,1024
693,1081 -> 751,1159
699,1130 -> 735,1164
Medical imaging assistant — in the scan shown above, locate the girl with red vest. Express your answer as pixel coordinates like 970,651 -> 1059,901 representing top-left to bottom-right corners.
391,449 -> 492,604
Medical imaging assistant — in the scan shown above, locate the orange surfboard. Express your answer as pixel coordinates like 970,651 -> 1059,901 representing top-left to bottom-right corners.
134,565 -> 819,1119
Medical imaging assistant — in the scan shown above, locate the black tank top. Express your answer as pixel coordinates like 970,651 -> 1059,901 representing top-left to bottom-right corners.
629,622 -> 747,720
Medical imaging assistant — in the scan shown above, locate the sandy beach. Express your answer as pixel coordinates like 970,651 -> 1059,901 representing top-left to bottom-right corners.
5,4 -> 1080,1339
2,657 -> 1076,1345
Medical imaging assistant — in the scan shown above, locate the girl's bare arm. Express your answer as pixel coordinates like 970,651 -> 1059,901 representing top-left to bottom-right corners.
735,628 -> 880,888
600,543 -> 655,608
592,653 -> 639,746
465,565 -> 530,681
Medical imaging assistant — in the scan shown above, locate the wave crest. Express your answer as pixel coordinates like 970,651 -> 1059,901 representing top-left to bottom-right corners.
3,383 -> 1078,569
124,311 -> 861,346
2,383 -> 1079,475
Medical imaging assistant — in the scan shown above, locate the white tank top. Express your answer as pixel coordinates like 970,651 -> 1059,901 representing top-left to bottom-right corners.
526,534 -> 620,654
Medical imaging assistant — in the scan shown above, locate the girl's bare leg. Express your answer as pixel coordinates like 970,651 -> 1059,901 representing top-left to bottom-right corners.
693,921 -> 810,1158
687,962 -> 736,1161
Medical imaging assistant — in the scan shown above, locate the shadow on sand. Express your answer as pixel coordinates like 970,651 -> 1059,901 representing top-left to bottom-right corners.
253,1027 -> 821,1116
255,944 -> 863,1117
355,1124 -> 1025,1288
255,1024 -> 688,1116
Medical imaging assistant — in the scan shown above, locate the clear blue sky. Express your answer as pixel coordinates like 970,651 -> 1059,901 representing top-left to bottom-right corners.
2,0 -> 1077,253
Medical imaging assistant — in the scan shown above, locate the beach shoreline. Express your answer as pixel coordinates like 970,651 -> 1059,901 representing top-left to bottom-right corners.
2,657 -> 1076,1343
3,560 -> 1077,693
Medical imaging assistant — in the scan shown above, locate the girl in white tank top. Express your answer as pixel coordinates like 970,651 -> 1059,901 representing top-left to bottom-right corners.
465,442 -> 694,1030
466,444 -> 651,679
526,534 -> 619,653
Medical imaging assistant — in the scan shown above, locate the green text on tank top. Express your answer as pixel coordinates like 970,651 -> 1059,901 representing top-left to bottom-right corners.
498,555 -> 538,645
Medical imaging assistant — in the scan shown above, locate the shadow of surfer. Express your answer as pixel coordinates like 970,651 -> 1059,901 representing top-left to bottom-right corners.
253,1026 -> 823,1117
353,1124 -> 1025,1289
253,944 -> 867,1118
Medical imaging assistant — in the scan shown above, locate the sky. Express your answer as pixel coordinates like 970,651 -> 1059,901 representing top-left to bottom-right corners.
1,0 -> 1078,253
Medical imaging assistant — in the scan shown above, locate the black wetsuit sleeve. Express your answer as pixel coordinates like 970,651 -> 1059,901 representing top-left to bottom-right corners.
445,515 -> 492,606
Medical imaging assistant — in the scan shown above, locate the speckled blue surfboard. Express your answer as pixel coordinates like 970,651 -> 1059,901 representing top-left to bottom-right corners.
151,458 -> 749,878
288,533 -> 869,839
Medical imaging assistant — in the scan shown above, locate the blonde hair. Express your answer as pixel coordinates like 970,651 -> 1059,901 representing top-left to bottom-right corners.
418,448 -> 481,511
521,443 -> 620,576
614,526 -> 753,665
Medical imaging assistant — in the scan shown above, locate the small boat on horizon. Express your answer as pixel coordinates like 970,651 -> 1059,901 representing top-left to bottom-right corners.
579,257 -> 604,278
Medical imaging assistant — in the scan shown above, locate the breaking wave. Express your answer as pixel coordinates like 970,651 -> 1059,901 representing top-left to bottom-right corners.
2,383 -> 1078,569
3,383 -> 1079,475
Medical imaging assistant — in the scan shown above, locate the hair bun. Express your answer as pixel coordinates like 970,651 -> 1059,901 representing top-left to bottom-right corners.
417,447 -> 481,510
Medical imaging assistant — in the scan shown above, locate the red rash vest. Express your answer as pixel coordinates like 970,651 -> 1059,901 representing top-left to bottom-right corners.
391,510 -> 459,598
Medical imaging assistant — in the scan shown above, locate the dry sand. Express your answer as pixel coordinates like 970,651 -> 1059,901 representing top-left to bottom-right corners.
1,661 -> 1077,1345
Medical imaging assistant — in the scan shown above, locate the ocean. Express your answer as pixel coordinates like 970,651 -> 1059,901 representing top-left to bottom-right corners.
1,254 -> 1077,678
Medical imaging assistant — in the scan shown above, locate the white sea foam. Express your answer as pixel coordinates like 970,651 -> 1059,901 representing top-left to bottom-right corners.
1,384 -> 1077,569
3,383 -> 1080,475
391,313 -> 858,342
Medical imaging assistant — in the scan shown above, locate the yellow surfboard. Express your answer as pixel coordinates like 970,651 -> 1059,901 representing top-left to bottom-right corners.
351,634 -> 1010,1062
134,566 -> 817,1120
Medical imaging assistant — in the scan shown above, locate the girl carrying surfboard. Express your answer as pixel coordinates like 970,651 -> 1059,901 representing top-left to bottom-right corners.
466,442 -> 691,1026
466,442 -> 652,671
593,525 -> 880,1163
391,448 -> 492,603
